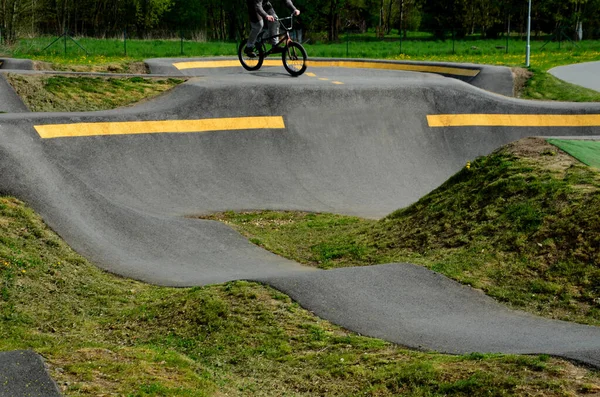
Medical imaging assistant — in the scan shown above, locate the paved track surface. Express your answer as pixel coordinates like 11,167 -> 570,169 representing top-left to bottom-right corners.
1,58 -> 600,395
0,350 -> 61,396
261,264 -> 600,367
0,68 -> 29,113
549,61 -> 600,92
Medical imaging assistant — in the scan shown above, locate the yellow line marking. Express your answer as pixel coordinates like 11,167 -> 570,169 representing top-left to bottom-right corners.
306,72 -> 317,77
173,59 -> 479,77
332,81 -> 344,85
174,59 -> 284,69
427,114 -> 600,127
34,117 -> 286,139
318,77 -> 330,81
174,60 -> 239,69
307,60 -> 480,77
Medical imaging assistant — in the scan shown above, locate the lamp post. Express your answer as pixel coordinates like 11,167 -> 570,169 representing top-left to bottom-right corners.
526,0 -> 532,67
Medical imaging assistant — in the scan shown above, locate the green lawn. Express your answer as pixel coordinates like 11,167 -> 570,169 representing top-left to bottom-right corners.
3,35 -> 600,102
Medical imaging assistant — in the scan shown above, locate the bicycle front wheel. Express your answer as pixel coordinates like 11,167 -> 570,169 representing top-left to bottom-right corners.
282,41 -> 307,76
238,40 -> 264,71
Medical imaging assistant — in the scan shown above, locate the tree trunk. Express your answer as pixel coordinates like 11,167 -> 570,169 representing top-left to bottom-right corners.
385,0 -> 394,34
328,0 -> 339,41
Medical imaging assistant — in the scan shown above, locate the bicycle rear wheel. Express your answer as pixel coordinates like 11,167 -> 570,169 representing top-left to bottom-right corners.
282,41 -> 307,76
238,40 -> 265,71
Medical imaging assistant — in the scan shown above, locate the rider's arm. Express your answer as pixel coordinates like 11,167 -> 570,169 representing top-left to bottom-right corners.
251,0 -> 270,20
284,0 -> 299,13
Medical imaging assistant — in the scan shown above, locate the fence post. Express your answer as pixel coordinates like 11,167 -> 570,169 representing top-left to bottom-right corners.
506,15 -> 510,54
180,30 -> 184,55
346,31 -> 349,57
452,29 -> 455,54
558,28 -> 561,50
399,30 -> 403,54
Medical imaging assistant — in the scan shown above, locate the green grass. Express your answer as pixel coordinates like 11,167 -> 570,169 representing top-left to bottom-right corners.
2,196 -> 598,395
6,37 -> 238,61
2,36 -> 600,102
4,74 -> 184,112
203,138 -> 600,326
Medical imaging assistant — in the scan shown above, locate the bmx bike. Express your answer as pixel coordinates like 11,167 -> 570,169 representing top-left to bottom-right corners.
238,13 -> 308,76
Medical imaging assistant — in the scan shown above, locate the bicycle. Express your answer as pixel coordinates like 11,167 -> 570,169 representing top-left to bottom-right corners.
238,13 -> 308,76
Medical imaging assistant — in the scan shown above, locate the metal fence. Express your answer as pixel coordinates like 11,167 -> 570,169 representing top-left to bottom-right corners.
4,25 -> 600,59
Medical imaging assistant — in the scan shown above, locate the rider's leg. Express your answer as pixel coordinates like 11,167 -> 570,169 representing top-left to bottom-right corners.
246,19 -> 264,49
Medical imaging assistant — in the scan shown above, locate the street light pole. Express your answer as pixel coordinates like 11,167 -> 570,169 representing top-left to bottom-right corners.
526,0 -> 532,67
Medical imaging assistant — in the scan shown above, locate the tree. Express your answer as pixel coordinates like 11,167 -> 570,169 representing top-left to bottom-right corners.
133,0 -> 173,36
1,0 -> 31,43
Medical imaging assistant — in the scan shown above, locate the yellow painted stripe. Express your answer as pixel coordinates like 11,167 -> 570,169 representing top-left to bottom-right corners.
307,60 -> 480,77
174,59 -> 283,69
34,117 -> 285,139
428,114 -> 600,127
306,72 -> 317,77
332,81 -> 344,85
173,59 -> 479,77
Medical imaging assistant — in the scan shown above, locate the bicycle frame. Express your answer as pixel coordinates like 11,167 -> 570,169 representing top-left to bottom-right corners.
256,13 -> 295,53
238,11 -> 307,76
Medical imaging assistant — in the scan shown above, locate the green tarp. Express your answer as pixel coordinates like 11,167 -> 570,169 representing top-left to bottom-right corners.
548,139 -> 600,169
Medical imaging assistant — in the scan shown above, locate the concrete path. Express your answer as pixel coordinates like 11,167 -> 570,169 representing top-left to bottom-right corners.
549,61 -> 600,92
0,59 -> 599,396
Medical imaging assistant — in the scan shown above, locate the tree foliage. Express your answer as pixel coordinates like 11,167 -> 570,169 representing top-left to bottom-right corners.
1,0 -> 599,43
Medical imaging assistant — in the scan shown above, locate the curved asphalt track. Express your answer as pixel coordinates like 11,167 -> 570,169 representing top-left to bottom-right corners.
0,57 -> 600,386
550,61 -> 600,93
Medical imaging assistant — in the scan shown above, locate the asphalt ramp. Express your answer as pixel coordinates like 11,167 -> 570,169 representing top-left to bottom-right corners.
1,67 -> 600,373
0,351 -> 61,397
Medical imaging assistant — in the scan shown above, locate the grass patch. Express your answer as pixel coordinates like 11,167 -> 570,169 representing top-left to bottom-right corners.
395,50 -> 600,101
4,74 -> 184,112
2,196 -> 599,395
2,37 -> 600,102
203,138 -> 600,326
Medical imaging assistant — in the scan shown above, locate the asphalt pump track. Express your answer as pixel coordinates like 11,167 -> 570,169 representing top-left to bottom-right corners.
0,58 -> 599,393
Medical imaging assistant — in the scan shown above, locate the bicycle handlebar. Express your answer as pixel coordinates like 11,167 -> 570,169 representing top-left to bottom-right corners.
273,12 -> 297,30
275,12 -> 296,21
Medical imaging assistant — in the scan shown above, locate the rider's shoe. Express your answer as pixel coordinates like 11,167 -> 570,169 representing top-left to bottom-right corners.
270,46 -> 285,54
244,46 -> 257,57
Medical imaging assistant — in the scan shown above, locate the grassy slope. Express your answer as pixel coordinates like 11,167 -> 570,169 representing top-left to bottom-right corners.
205,138 -> 600,326
5,74 -> 184,112
3,197 -> 599,395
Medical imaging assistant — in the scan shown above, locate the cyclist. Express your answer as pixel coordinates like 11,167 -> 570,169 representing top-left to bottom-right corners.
244,0 -> 301,57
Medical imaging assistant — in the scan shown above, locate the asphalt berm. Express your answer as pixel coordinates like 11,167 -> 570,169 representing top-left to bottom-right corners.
0,57 -> 599,395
